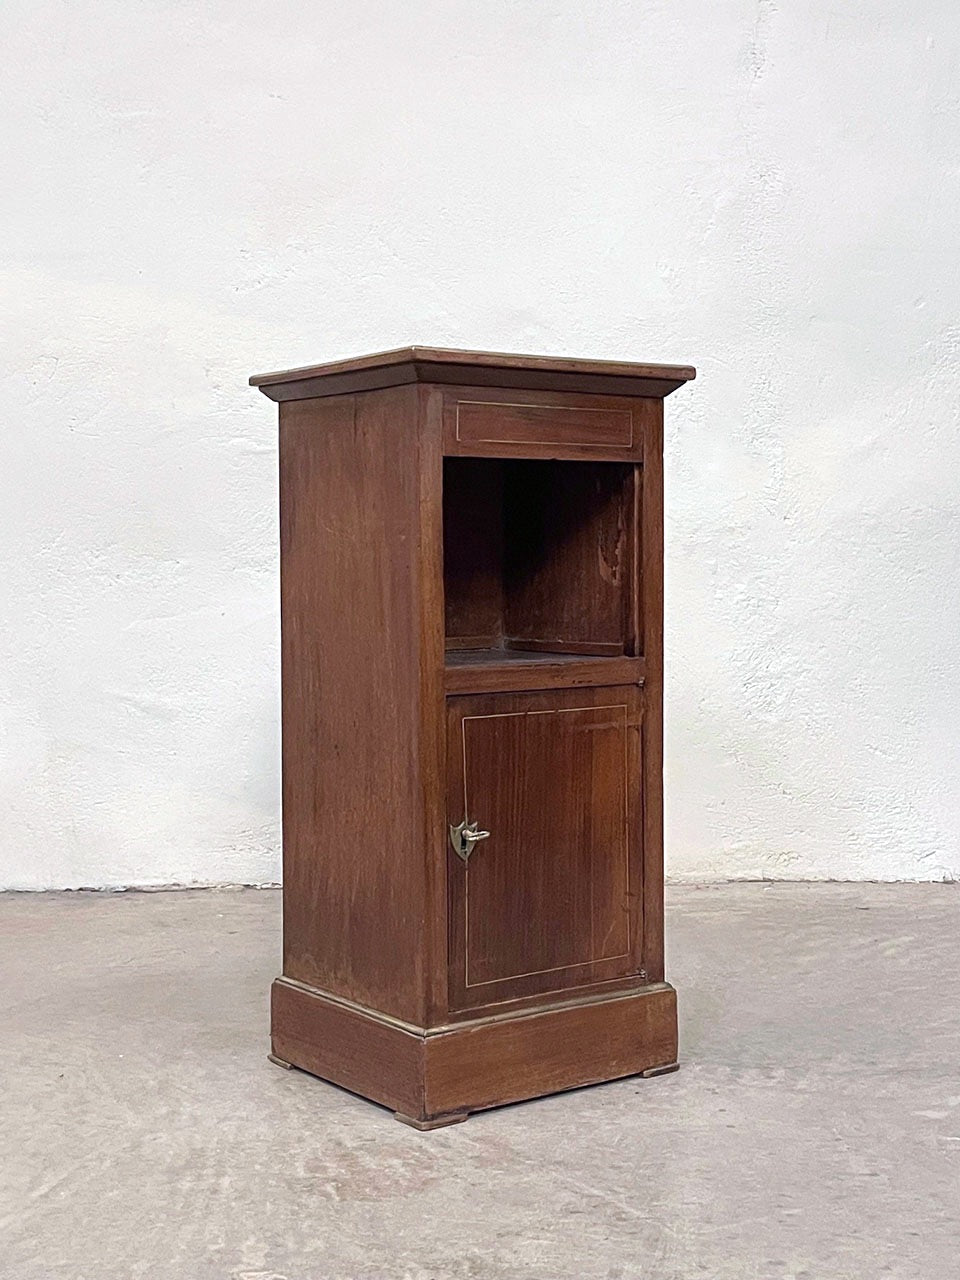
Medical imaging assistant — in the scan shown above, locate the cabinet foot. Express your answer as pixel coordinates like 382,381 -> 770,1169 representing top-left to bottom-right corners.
394,1110 -> 469,1131
640,1061 -> 679,1078
268,1052 -> 294,1070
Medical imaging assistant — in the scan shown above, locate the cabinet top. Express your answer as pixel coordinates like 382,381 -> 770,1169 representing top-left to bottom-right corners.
249,346 -> 696,402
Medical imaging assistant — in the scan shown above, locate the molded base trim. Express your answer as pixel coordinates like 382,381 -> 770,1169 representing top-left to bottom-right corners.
271,976 -> 678,1126
640,1061 -> 679,1078
394,1110 -> 468,1131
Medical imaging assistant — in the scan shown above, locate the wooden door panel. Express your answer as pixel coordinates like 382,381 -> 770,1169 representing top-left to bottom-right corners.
447,686 -> 642,1012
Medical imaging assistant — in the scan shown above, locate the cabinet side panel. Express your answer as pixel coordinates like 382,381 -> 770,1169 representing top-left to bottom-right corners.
503,460 -> 635,655
279,387 -> 429,1023
442,457 -> 504,649
641,401 -> 665,981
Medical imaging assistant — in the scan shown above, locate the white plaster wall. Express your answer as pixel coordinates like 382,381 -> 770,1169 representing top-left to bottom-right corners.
2,1 -> 959,889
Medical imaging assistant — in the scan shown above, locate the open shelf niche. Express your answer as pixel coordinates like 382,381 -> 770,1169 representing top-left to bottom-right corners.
442,457 -> 642,674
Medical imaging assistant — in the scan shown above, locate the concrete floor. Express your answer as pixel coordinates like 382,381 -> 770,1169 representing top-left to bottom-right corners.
1,885 -> 958,1279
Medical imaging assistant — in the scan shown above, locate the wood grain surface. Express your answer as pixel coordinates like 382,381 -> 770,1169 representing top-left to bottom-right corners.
446,684 -> 644,1013
278,387 -> 434,1024
272,977 -> 677,1124
252,346 -> 695,403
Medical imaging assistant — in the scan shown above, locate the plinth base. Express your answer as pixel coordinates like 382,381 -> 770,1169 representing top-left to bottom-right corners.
270,977 -> 678,1127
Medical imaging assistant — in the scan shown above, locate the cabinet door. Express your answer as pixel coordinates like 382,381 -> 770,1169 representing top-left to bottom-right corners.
446,685 -> 643,1012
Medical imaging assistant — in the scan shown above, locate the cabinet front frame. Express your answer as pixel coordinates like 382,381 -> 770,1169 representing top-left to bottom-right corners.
424,380 -> 666,1027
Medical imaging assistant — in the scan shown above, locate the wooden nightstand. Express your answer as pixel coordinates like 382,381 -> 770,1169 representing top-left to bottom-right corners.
251,347 -> 695,1127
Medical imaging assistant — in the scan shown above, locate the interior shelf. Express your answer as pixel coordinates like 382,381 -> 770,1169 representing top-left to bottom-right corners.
444,647 -> 644,696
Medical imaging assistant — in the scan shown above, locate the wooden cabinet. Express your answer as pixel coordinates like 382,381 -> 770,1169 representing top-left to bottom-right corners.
252,346 -> 694,1127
